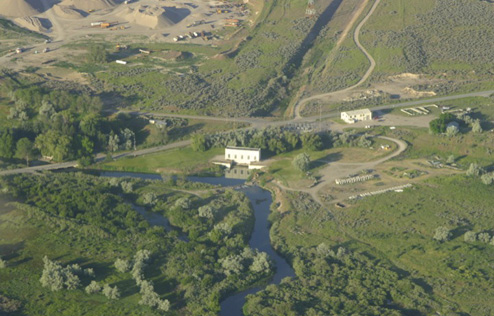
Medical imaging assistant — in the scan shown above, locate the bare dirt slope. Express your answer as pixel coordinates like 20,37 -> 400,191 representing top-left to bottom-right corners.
0,0 -> 40,17
60,0 -> 116,12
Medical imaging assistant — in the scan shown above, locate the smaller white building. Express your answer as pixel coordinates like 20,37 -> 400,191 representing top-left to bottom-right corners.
341,109 -> 372,124
225,146 -> 260,165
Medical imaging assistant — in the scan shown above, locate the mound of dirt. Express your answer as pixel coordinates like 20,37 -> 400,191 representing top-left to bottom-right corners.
390,73 -> 421,80
60,0 -> 116,12
14,16 -> 51,32
402,87 -> 436,98
52,4 -> 86,19
118,5 -> 189,29
0,0 -> 40,17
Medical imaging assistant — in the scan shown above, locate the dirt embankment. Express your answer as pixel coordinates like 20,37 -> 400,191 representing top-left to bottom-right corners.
0,0 -> 40,17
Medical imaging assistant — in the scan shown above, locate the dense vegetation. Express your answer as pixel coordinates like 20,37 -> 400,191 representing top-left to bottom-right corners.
0,172 -> 274,315
0,72 -> 218,168
191,127 -> 374,156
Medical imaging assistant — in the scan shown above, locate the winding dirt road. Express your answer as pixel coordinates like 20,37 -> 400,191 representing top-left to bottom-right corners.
275,136 -> 407,205
293,0 -> 381,119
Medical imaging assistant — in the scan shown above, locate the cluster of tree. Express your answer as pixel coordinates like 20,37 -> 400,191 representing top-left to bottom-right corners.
116,250 -> 170,312
464,231 -> 494,245
84,281 -> 120,300
39,256 -> 94,291
2,173 -> 147,235
458,112 -> 483,133
292,153 -> 311,172
192,127 -> 373,157
433,226 -> 452,242
429,113 -> 458,134
220,248 -> 272,276
1,172 -> 275,315
0,294 -> 21,313
243,244 -> 441,316
0,79 -> 142,166
466,162 -> 494,185
192,127 -> 326,155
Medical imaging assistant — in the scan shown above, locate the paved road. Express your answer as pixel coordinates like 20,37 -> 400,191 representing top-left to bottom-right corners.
2,88 -> 494,175
0,139 -> 191,176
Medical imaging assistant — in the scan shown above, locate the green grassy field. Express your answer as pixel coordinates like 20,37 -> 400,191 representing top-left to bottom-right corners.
0,172 -> 265,315
0,196 -> 162,316
384,126 -> 494,166
99,147 -> 222,174
361,0 -> 494,79
336,175 -> 494,314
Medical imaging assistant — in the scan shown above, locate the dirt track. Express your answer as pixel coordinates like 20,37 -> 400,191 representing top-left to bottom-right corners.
293,0 -> 381,119
275,135 -> 407,205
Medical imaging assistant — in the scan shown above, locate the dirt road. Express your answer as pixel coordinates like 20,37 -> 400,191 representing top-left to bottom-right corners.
275,135 -> 407,205
294,0 -> 381,119
2,87 -> 494,176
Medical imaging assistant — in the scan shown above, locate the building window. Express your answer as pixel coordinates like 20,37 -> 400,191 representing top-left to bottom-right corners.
228,154 -> 230,158
235,155 -> 237,159
248,155 -> 250,160
241,155 -> 243,159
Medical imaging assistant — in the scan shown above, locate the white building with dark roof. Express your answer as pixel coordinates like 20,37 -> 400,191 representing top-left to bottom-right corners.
341,109 -> 372,124
225,146 -> 260,165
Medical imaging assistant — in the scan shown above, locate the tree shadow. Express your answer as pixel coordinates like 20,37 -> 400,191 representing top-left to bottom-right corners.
0,242 -> 25,259
317,151 -> 343,163
169,123 -> 205,142
109,48 -> 142,61
113,278 -> 140,298
450,225 -> 471,240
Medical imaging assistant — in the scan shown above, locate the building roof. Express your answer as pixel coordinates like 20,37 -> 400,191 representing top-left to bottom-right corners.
342,108 -> 372,115
226,146 -> 261,152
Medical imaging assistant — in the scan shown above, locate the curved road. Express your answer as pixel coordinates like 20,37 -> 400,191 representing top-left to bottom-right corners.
2,88 -> 494,176
294,0 -> 381,119
275,136 -> 407,205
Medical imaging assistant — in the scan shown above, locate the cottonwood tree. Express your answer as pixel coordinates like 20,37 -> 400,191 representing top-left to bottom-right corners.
15,138 -> 35,166
191,133 -> 207,152
433,226 -> 451,242
142,192 -> 157,206
466,163 -> 482,177
464,231 -> 477,242
108,133 -> 120,153
446,125 -> 459,137
221,254 -> 244,276
481,173 -> 494,185
39,256 -> 80,291
85,281 -> 101,294
446,155 -> 455,164
477,232 -> 491,243
250,252 -> 271,274
0,130 -> 14,159
114,258 -> 131,273
292,153 -> 310,172
102,284 -> 120,300
472,120 -> 483,133
198,205 -> 215,219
